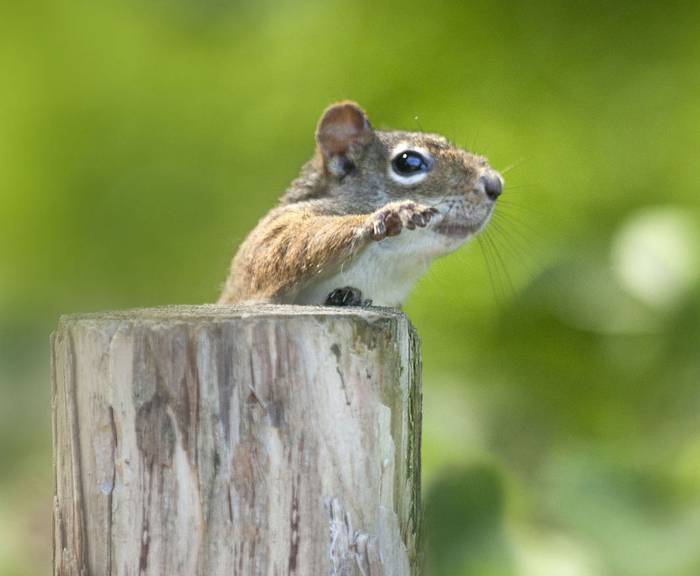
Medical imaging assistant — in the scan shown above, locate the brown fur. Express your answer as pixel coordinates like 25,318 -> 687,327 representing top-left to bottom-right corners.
220,206 -> 369,303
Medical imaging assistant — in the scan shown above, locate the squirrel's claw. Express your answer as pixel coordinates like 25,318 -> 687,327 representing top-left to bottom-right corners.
369,201 -> 436,241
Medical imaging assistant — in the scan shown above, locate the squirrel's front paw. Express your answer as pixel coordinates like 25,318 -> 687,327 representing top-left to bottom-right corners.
368,201 -> 438,241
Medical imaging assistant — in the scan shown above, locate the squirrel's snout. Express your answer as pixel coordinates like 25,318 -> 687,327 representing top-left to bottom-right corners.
479,171 -> 504,200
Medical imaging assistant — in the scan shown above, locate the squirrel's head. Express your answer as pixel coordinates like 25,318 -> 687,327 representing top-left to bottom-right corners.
315,101 -> 503,239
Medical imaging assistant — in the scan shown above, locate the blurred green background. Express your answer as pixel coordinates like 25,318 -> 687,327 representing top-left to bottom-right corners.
2,0 -> 700,574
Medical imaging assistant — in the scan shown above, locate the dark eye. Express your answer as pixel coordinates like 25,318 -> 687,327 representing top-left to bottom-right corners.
391,150 -> 432,175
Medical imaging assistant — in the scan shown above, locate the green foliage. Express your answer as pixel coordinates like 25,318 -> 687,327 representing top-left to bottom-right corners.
425,465 -> 512,576
1,0 -> 699,574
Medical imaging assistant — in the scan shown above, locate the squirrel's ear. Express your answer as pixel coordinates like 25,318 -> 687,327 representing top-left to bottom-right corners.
316,101 -> 374,176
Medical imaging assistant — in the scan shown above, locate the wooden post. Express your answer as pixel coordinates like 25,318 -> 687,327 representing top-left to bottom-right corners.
52,305 -> 422,575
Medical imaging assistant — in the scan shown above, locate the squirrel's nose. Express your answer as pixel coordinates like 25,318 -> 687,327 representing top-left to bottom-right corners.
480,172 -> 503,200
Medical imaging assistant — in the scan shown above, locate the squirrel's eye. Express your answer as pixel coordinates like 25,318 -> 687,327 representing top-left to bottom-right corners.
392,150 -> 432,176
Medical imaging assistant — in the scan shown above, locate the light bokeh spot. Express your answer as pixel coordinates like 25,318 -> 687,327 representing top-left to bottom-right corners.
612,206 -> 700,308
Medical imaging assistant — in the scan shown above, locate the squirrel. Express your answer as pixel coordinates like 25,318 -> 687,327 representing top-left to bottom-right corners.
218,101 -> 503,307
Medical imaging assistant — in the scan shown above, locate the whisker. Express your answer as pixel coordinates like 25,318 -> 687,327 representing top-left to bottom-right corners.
499,183 -> 538,192
492,205 -> 541,228
491,213 -> 537,249
491,209 -> 544,245
487,217 -> 532,265
495,204 -> 549,232
483,228 -> 514,299
479,229 -> 506,302
497,199 -> 548,216
429,194 -> 461,214
500,158 -> 525,175
476,235 -> 499,303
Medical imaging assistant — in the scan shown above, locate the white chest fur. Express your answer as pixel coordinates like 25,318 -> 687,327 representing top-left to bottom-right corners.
294,226 -> 468,307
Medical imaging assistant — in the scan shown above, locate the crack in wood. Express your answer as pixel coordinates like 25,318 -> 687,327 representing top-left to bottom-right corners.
288,476 -> 301,575
330,343 -> 351,406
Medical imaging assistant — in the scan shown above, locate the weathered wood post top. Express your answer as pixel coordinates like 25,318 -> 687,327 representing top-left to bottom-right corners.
52,304 -> 422,575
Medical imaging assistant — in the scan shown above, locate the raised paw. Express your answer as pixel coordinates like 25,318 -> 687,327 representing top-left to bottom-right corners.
368,201 -> 438,241
325,286 -> 372,307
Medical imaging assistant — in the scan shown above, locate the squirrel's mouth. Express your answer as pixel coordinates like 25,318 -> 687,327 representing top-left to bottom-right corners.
428,196 -> 495,239
433,209 -> 492,238
434,221 -> 484,238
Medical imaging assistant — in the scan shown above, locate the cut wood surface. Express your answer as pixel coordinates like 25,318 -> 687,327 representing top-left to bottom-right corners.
52,305 -> 422,575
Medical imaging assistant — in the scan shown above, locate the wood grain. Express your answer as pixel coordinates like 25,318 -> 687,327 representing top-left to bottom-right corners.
52,305 -> 422,575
